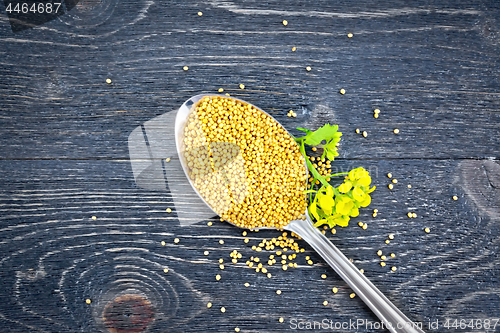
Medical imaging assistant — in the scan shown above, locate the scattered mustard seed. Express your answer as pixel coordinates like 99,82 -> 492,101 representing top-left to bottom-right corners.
424,227 -> 430,233
385,240 -> 390,244
362,223 -> 368,230
219,258 -> 224,263
392,179 -> 398,184
350,293 -> 356,298
340,88 -> 346,95
239,84 -> 245,89
204,251 -> 209,255
216,274 -> 221,281
183,66 -> 189,71
390,253 -> 395,258
219,264 -> 225,270
292,47 -> 296,51
163,268 -> 169,273
377,250 -> 382,256
323,300 -> 329,306
407,212 -> 412,218
165,157 -> 171,162
306,66 -> 312,71
347,33 -> 353,38
86,299 -> 91,304
453,196 -> 458,200
388,234 -> 394,240
358,222 -> 363,227
218,88 -> 224,92
235,328 -> 240,332
412,213 -> 417,218
374,109 -> 380,114
276,290 -> 282,295
267,273 -> 272,278
387,173 -> 392,178
106,79 -> 112,84
391,266 -> 397,271
282,20 -> 288,26
198,11 -> 203,16
355,128 -> 360,134
332,287 -> 338,293
244,238 -> 249,243
381,255 -> 387,260
393,129 -> 400,134
207,221 -> 213,226
360,269 -> 364,274
161,241 -> 166,246
166,208 -> 172,213
380,262 -> 386,267
374,113 -> 379,118
244,282 -> 250,287
91,216 -> 97,220
282,265 -> 288,271
408,184 -> 412,188
219,240 -> 224,245
221,307 -> 226,313
312,147 -> 317,151
279,317 -> 284,323
362,131 -> 368,137
388,184 -> 394,190
372,213 -> 378,217
321,274 -> 327,279
331,229 -> 336,234
207,302 -> 212,308
174,238 -> 179,243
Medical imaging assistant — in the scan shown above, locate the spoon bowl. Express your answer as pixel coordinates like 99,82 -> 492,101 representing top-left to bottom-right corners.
175,94 -> 425,333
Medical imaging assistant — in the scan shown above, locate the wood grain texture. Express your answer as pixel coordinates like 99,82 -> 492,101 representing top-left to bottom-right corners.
0,0 -> 499,332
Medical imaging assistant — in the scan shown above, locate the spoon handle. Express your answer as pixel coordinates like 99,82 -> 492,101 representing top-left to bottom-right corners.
285,218 -> 425,333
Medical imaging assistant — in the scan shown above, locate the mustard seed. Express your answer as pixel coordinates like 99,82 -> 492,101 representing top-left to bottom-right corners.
86,299 -> 91,304
197,11 -> 203,16
166,208 -> 172,213
380,262 -> 386,267
424,227 -> 430,233
165,157 -> 171,162
183,66 -> 189,71
292,47 -> 296,51
412,213 -> 417,218
332,287 -> 338,293
340,89 -> 346,95
207,221 -> 213,226
390,253 -> 395,258
321,274 -> 327,279
387,173 -> 392,178
347,33 -> 353,38
388,184 -> 394,189
276,290 -> 282,295
218,88 -> 224,92
216,274 -> 221,280
393,129 -> 400,134
279,317 -> 284,323
362,131 -> 367,137
391,266 -> 397,271
235,328 -> 240,332
350,293 -> 356,298
239,84 -> 245,89
91,216 -> 97,220
323,300 -> 328,306
388,234 -> 394,240
219,240 -> 224,245
204,251 -> 209,255
306,66 -> 312,71
377,250 -> 382,256
374,109 -> 380,114
392,179 -> 398,184
163,268 -> 169,273
385,240 -> 390,244
207,302 -> 212,308
282,20 -> 288,26
174,238 -> 179,243
355,128 -> 360,134
221,307 -> 226,313
161,241 -> 166,246
453,195 -> 458,200
244,282 -> 250,287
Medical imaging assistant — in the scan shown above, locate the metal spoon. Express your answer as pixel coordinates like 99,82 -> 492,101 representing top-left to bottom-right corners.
175,94 -> 425,333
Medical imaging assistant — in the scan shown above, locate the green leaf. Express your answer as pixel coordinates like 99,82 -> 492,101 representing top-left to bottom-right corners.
301,124 -> 340,146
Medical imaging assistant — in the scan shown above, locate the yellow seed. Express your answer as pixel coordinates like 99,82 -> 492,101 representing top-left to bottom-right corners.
391,266 -> 397,271
183,66 -> 189,71
218,88 -> 224,92
307,260 -> 313,265
388,184 -> 394,190
321,274 -> 327,279
166,208 -> 172,213
306,66 -> 312,71
220,264 -> 225,269
235,328 -> 240,332
221,307 -> 226,313
374,113 -> 379,118
161,241 -> 166,246
393,129 -> 400,134
373,209 -> 378,213
340,88 -> 346,95
163,268 -> 169,273
374,109 -> 380,114
282,20 -> 288,26
358,222 -> 363,227
198,11 -> 203,16
424,227 -> 430,233
279,317 -> 284,323
312,147 -> 317,151
204,251 -> 209,255
390,253 -> 395,258
267,273 -> 272,278
385,240 -> 390,244
388,234 -> 394,240
219,240 -> 224,244
165,157 -> 171,162
360,269 -> 364,274
331,229 -> 336,234
362,131 -> 367,137
323,300 -> 328,306
392,179 -> 398,184
232,258 -> 237,264
408,184 -> 412,188
282,265 -> 288,271
350,293 -> 356,298
380,262 -> 386,267
244,282 -> 250,287
332,287 -> 338,293
239,84 -> 245,89
377,250 -> 382,256
407,212 -> 412,218
91,216 -> 97,220
362,223 -> 367,230
372,213 -> 377,217
86,299 -> 91,304
244,238 -> 249,243
216,274 -> 221,280
453,195 -> 458,200
276,290 -> 282,295
412,213 -> 417,218
381,255 -> 387,260
355,128 -> 360,134
207,221 -> 213,226
174,238 -> 179,243
387,173 -> 392,178
207,302 -> 212,308
292,47 -> 296,51
347,33 -> 353,38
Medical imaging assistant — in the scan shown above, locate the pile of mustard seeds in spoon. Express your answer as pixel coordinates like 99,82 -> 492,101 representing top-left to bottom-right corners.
182,96 -> 307,229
